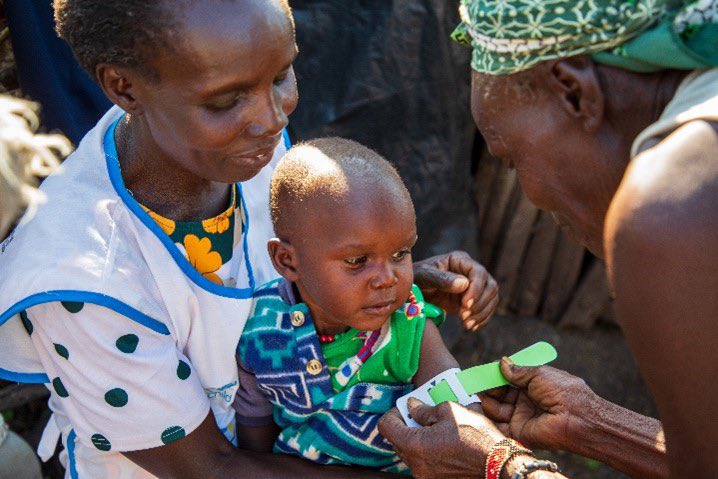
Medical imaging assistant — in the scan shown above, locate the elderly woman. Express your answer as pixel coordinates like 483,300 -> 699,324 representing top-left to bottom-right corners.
379,1 -> 718,478
0,1 -> 498,477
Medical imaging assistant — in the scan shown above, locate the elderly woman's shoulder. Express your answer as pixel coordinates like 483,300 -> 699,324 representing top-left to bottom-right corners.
604,119 -> 718,267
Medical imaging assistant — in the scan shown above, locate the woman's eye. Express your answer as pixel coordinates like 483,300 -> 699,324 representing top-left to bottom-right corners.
344,256 -> 367,267
205,95 -> 241,112
392,249 -> 412,262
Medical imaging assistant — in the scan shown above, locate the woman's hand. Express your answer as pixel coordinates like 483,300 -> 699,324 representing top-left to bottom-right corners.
414,250 -> 498,331
378,399 -> 504,479
480,358 -> 597,452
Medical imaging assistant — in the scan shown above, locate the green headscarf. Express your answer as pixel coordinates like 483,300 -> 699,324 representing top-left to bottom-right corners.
452,0 -> 718,75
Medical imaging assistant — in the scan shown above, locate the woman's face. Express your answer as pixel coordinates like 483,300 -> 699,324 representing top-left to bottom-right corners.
131,0 -> 299,183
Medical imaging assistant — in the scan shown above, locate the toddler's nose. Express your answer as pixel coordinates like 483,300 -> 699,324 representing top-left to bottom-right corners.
370,263 -> 399,289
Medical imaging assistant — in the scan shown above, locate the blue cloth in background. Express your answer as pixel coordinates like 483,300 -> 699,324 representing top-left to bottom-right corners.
4,0 -> 112,144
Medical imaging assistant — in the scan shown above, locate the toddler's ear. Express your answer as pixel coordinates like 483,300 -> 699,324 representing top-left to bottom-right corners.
268,238 -> 299,281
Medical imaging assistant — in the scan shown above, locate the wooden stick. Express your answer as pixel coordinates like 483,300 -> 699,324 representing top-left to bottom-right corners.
478,166 -> 517,268
493,193 -> 539,314
541,233 -> 586,323
559,259 -> 611,329
514,212 -> 560,317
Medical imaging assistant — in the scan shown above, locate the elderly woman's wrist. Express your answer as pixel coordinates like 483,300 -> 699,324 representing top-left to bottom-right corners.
561,384 -> 602,453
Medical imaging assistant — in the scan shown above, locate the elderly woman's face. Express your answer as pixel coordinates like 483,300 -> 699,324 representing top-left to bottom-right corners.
470,70 -> 608,256
132,0 -> 298,183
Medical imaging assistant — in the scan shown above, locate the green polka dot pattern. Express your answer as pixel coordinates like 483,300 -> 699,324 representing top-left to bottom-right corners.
177,360 -> 191,380
54,343 -> 70,360
52,377 -> 69,398
61,301 -> 85,313
19,310 -> 32,335
161,426 -> 186,445
91,434 -> 112,451
104,388 -> 128,407
116,334 -> 139,353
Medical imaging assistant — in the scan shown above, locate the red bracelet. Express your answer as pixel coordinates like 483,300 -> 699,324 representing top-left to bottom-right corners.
485,438 -> 534,479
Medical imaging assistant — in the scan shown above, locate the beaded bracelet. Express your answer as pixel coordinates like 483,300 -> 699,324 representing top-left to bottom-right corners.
510,459 -> 561,479
485,438 -> 534,479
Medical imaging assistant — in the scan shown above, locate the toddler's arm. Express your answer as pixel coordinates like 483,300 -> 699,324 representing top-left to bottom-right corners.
234,359 -> 280,453
412,320 -> 460,387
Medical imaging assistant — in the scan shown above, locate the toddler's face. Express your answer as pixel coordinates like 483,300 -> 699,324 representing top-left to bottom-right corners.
293,188 -> 416,335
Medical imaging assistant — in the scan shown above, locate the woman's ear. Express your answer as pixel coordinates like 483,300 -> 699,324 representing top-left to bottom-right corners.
548,56 -> 604,133
267,238 -> 299,282
96,64 -> 145,116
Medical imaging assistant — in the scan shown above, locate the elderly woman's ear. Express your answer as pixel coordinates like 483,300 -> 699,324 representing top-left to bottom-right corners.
545,56 -> 605,132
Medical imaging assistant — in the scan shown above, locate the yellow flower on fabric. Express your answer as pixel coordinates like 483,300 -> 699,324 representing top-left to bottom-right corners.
202,211 -> 231,235
182,234 -> 223,285
141,205 -> 176,235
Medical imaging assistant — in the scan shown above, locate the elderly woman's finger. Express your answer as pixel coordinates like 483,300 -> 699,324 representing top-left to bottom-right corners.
503,385 -> 519,405
377,408 -> 412,446
499,357 -> 544,389
483,385 -> 510,401
478,394 -> 514,423
406,398 -> 444,427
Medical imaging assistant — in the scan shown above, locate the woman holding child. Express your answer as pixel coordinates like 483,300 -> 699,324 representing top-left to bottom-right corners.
0,0 -> 498,477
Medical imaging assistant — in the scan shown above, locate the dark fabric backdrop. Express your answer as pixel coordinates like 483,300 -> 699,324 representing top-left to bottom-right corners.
290,0 -> 478,259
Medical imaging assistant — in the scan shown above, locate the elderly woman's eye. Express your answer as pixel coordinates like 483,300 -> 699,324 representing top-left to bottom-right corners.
344,256 -> 367,267
273,73 -> 289,86
273,67 -> 292,86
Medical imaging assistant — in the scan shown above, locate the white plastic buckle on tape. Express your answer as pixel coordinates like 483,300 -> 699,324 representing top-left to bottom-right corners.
397,367 -> 481,427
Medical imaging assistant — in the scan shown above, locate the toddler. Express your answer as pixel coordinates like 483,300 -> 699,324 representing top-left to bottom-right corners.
235,138 -> 471,473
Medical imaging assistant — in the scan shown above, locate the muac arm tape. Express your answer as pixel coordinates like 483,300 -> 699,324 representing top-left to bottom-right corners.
428,341 -> 558,404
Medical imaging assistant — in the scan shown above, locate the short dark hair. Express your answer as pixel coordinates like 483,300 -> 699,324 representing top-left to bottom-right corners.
54,0 -> 179,81
270,137 -> 414,239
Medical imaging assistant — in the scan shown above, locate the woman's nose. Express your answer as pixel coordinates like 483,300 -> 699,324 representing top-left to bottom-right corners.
245,90 -> 288,138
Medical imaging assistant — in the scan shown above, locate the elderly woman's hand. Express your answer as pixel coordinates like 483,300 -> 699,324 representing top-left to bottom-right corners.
378,399 -> 505,479
480,358 -> 597,452
413,251 -> 498,331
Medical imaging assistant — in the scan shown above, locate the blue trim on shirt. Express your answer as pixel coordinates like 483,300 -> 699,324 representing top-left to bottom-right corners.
238,183 -> 256,292
283,129 -> 292,150
0,290 -> 172,383
68,429 -> 79,479
102,117 -> 258,299
0,368 -> 48,384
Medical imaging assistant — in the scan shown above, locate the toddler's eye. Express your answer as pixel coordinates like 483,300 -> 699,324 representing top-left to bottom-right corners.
391,249 -> 412,262
344,256 -> 367,267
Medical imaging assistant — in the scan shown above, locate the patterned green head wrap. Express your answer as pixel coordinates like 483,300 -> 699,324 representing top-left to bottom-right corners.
453,0 -> 718,75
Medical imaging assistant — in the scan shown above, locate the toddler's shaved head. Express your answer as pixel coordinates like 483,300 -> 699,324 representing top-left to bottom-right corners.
270,137 -> 414,239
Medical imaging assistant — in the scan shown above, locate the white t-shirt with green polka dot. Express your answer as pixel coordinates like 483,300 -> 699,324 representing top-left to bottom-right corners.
0,106 -> 283,478
28,301 -> 210,461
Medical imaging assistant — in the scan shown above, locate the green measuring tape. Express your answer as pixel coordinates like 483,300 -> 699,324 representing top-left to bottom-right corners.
428,341 -> 558,404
